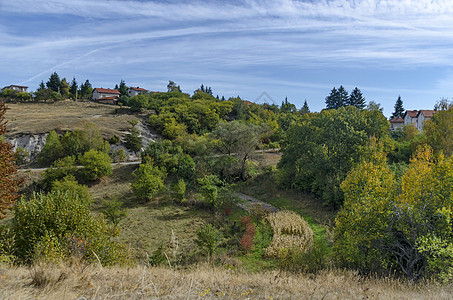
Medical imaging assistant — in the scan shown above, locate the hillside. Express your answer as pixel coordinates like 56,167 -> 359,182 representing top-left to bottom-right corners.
4,101 -> 141,138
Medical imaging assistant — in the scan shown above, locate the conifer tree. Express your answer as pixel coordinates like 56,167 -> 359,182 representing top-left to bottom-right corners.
46,72 -> 61,92
69,77 -> 78,96
348,87 -> 366,109
391,96 -> 404,119
326,85 -> 349,109
300,100 -> 310,114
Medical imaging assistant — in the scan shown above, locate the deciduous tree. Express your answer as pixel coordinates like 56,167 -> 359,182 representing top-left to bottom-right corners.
0,101 -> 21,218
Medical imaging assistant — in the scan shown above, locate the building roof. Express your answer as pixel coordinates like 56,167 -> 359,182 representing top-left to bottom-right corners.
6,85 -> 28,88
417,110 -> 435,118
94,88 -> 120,94
129,87 -> 148,92
389,117 -> 404,123
98,96 -> 119,101
404,110 -> 419,118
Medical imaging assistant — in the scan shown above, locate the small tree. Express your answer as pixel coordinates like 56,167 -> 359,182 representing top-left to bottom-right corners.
38,130 -> 64,165
131,162 -> 166,201
195,223 -> 220,257
79,149 -> 112,181
124,126 -> 142,153
172,178 -> 187,204
102,198 -> 126,226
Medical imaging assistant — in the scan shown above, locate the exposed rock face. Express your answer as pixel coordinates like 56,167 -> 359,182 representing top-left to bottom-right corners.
6,121 -> 159,163
8,133 -> 48,160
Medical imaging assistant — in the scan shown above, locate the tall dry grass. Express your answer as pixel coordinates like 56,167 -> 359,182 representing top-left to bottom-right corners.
1,262 -> 452,299
265,210 -> 314,258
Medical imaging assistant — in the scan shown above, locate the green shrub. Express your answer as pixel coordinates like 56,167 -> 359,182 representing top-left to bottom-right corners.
172,178 -> 187,204
38,130 -> 64,165
79,149 -> 112,181
198,175 -> 223,208
102,198 -> 127,226
195,223 -> 221,257
41,156 -> 78,190
14,147 -> 29,165
51,175 -> 92,205
131,162 -> 166,201
13,190 -> 128,265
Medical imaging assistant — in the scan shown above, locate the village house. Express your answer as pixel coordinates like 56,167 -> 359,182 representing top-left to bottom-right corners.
403,110 -> 419,127
1,85 -> 28,93
401,109 -> 436,131
92,88 -> 120,104
416,110 -> 435,131
389,117 -> 404,131
127,86 -> 148,97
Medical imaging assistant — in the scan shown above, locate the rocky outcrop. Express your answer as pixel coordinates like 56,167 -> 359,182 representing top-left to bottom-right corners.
7,133 -> 48,160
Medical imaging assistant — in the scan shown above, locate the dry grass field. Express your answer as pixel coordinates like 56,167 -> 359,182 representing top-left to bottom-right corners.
1,262 -> 452,299
4,101 -> 141,138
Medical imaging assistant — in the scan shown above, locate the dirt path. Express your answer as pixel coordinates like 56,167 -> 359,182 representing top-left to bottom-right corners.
235,192 -> 278,213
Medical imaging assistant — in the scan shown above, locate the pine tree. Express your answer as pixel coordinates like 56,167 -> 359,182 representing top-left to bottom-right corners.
325,87 -> 339,109
348,87 -> 366,109
300,100 -> 310,114
69,77 -> 78,96
118,80 -> 128,96
326,86 -> 349,109
391,96 -> 404,119
46,72 -> 61,92
38,81 -> 46,91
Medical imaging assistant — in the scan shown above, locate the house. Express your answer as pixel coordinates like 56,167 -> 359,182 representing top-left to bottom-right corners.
2,85 -> 28,93
416,110 -> 435,131
389,117 -> 404,131
92,88 -> 120,104
127,86 -> 148,97
403,110 -> 419,127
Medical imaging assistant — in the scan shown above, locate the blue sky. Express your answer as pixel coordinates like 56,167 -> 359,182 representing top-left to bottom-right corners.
2,0 -> 453,116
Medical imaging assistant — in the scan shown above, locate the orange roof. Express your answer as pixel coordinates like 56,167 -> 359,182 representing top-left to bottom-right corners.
389,117 -> 404,123
404,110 -> 419,118
418,110 -> 435,118
94,88 -> 120,94
129,87 -> 148,92
98,96 -> 119,100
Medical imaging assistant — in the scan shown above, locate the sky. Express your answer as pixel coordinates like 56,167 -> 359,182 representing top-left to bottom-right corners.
2,0 -> 453,116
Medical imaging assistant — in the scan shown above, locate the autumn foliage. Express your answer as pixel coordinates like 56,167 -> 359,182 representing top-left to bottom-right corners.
0,100 -> 21,218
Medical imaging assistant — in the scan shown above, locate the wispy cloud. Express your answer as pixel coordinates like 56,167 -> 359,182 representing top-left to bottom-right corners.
1,0 -> 453,114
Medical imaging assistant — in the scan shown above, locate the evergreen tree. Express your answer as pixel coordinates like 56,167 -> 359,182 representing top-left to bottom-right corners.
38,81 -> 46,91
46,72 -> 61,92
348,87 -> 366,109
80,80 -> 92,99
391,96 -> 404,119
325,86 -> 349,109
300,100 -> 310,114
325,87 -> 339,109
69,77 -> 78,97
118,80 -> 128,96
59,78 -> 70,98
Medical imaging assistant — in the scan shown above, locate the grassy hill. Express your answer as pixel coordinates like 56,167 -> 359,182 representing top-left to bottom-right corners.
4,101 -> 141,138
